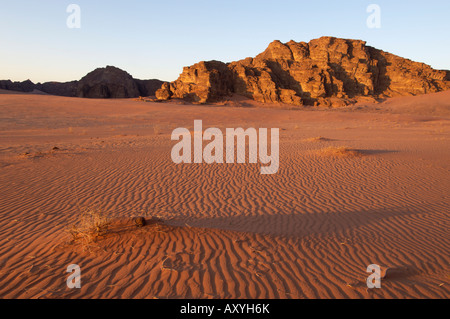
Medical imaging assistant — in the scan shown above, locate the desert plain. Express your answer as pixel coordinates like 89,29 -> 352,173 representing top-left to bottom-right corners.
0,91 -> 449,299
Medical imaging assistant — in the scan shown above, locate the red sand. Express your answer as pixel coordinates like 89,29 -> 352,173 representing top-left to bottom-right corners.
0,92 -> 449,298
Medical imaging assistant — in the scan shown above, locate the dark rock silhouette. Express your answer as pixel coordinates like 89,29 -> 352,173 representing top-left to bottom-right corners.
36,81 -> 78,97
76,66 -> 140,98
0,79 -> 36,93
0,66 -> 163,98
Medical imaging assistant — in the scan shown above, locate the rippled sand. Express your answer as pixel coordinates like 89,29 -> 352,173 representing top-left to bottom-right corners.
0,92 -> 449,298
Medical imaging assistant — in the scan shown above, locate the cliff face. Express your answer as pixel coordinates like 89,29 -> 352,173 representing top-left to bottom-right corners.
156,61 -> 234,103
156,37 -> 450,106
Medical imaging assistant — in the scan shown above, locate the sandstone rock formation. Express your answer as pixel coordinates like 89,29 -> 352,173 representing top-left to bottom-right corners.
156,61 -> 234,103
156,37 -> 450,106
155,82 -> 172,100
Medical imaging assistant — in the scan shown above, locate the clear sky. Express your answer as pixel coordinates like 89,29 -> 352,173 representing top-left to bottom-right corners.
1,0 -> 449,83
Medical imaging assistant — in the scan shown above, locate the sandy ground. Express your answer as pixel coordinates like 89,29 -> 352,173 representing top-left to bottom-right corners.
0,91 -> 449,299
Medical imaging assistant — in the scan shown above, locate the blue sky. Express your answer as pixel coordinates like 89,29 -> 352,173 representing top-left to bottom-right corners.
1,0 -> 449,83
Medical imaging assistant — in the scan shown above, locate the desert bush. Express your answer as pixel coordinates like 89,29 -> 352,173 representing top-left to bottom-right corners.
316,146 -> 364,158
68,207 -> 112,249
304,136 -> 330,142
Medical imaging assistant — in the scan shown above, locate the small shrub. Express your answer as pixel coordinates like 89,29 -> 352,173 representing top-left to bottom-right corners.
316,146 -> 364,158
304,136 -> 330,142
68,207 -> 112,249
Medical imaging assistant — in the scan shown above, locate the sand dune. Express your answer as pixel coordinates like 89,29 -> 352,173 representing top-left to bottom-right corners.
0,93 -> 449,298
354,90 -> 450,117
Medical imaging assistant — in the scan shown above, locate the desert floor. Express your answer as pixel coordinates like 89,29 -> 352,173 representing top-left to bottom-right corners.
0,92 -> 449,299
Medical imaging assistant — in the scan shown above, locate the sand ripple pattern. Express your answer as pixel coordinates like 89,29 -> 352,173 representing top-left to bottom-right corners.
0,114 -> 449,298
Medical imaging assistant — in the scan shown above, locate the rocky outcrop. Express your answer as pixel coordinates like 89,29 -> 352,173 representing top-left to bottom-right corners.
35,81 -> 78,97
156,37 -> 450,106
76,66 -> 140,98
156,61 -> 234,103
155,82 -> 172,100
0,66 -> 163,98
0,80 -> 36,93
135,79 -> 164,97
0,80 -> 78,96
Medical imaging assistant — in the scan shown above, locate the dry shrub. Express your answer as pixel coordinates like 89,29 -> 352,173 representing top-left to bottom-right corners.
316,146 -> 364,158
153,124 -> 161,135
304,136 -> 331,142
68,207 -> 112,250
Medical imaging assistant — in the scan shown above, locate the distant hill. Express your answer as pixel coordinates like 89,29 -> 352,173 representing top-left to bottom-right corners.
155,36 -> 450,107
0,66 -> 163,98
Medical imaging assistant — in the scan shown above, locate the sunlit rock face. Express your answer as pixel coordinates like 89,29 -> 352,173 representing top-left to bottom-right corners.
156,37 -> 450,107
